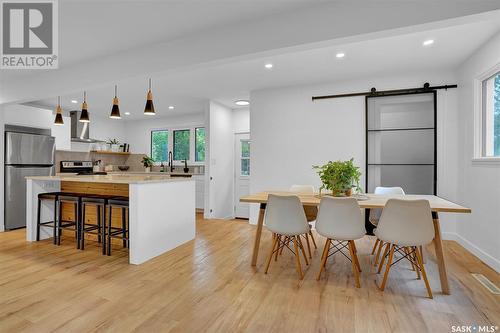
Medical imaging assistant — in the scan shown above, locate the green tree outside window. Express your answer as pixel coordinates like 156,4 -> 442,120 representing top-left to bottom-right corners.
174,129 -> 190,160
195,128 -> 205,161
151,130 -> 168,162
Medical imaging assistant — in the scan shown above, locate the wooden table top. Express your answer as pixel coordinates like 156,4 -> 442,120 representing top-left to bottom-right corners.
240,191 -> 471,213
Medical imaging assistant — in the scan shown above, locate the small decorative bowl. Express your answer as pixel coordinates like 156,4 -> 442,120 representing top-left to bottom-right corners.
118,165 -> 130,171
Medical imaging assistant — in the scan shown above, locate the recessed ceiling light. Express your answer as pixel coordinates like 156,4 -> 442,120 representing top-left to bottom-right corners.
423,39 -> 434,46
264,63 -> 273,69
168,105 -> 175,110
71,100 -> 78,104
336,52 -> 345,58
125,112 -> 131,115
235,100 -> 250,106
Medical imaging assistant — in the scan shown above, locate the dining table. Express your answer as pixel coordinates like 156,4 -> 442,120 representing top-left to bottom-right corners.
240,191 -> 471,295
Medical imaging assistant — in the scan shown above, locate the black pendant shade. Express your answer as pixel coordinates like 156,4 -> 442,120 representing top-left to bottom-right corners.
53,96 -> 64,126
54,112 -> 64,125
79,91 -> 90,123
110,85 -> 121,119
144,78 -> 155,115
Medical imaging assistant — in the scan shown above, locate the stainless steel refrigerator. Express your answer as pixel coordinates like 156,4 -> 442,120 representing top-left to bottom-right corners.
4,126 -> 55,230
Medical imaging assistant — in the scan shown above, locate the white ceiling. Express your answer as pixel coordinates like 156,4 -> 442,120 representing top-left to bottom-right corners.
28,17 -> 500,119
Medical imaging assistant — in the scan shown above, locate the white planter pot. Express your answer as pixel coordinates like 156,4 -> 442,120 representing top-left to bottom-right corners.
111,144 -> 120,152
144,167 -> 151,172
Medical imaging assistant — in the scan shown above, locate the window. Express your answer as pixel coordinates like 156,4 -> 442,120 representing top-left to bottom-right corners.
195,127 -> 205,162
482,72 -> 500,157
151,130 -> 168,162
173,129 -> 190,160
241,139 -> 250,176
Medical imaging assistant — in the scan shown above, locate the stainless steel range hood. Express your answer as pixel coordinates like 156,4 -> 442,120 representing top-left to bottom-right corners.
70,111 -> 102,143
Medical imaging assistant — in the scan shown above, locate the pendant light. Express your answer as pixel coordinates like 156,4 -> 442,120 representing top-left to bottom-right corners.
110,85 -> 121,119
53,96 -> 64,125
79,91 -> 90,123
144,78 -> 155,115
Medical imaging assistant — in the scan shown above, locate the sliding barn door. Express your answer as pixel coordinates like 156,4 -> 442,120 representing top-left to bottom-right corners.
365,92 -> 436,195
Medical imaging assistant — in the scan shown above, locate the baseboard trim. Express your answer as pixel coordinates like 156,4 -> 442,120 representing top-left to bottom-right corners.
442,232 -> 500,273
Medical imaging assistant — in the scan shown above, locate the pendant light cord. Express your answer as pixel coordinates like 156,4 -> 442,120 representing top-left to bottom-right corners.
149,78 -> 152,91
115,85 -> 117,98
84,91 -> 86,102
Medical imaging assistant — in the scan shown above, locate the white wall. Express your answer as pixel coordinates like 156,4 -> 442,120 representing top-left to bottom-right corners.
249,71 -> 460,235
206,101 -> 234,219
454,32 -> 500,272
233,108 -> 250,133
124,113 -> 205,155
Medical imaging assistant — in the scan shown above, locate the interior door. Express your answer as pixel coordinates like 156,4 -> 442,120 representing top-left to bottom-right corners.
366,92 -> 436,195
234,133 -> 250,219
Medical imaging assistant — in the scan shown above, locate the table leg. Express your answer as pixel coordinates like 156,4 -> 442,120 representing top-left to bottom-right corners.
432,212 -> 450,294
251,203 -> 267,267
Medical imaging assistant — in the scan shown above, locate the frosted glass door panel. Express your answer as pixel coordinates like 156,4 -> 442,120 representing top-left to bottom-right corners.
368,165 -> 434,194
368,129 -> 434,164
367,94 -> 434,130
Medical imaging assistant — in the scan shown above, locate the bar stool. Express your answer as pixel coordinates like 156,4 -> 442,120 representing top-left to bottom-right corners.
106,196 -> 129,256
56,193 -> 82,248
36,192 -> 60,244
80,194 -> 113,254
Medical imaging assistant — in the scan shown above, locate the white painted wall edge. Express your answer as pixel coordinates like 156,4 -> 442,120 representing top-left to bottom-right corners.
442,232 -> 500,273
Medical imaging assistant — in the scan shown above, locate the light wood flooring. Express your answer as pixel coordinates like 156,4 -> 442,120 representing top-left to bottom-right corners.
0,214 -> 499,333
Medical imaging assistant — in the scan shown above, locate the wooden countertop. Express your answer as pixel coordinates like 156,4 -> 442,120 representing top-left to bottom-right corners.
240,192 -> 471,213
26,174 -> 194,184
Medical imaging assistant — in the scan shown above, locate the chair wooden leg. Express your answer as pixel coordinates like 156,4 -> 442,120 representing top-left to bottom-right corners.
377,242 -> 390,274
420,245 -> 426,264
348,241 -> 361,288
293,236 -> 304,280
351,240 -> 362,272
279,236 -> 288,255
274,235 -> 281,261
309,230 -> 317,249
412,248 -> 421,280
297,235 -> 309,265
374,240 -> 384,267
317,239 -> 330,280
405,247 -> 416,271
379,244 -> 395,291
371,238 -> 380,255
304,233 -> 312,259
415,246 -> 433,299
265,233 -> 278,274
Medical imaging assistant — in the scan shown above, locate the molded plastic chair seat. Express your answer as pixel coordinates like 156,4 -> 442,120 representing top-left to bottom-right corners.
315,197 -> 366,287
375,198 -> 434,298
264,194 -> 310,279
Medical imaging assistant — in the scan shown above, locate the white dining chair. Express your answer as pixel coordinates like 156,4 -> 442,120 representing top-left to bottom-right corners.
370,186 -> 405,266
375,199 -> 434,298
315,197 -> 366,288
288,185 -> 318,258
264,194 -> 311,280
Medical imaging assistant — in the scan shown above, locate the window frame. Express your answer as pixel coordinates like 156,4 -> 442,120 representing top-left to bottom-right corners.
173,129 -> 191,161
473,63 -> 500,164
150,129 -> 169,163
194,127 -> 206,162
240,139 -> 250,177
149,124 -> 205,166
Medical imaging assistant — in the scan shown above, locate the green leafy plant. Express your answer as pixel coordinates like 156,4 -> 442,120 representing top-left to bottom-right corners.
142,156 -> 155,168
107,138 -> 119,145
313,158 -> 362,196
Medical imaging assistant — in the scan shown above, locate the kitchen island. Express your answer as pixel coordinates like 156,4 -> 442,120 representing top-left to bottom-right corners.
26,174 -> 196,264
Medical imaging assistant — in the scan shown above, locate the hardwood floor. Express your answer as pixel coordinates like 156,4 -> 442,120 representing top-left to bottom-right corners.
0,214 -> 498,332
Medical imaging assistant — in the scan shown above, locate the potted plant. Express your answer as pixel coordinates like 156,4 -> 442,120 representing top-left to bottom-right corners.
107,138 -> 120,152
142,156 -> 154,172
313,158 -> 362,197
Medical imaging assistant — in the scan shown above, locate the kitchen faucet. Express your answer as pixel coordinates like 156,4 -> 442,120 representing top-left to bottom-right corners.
168,151 -> 174,172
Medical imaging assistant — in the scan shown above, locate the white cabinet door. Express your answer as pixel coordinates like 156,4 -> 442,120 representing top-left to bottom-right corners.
194,175 -> 205,210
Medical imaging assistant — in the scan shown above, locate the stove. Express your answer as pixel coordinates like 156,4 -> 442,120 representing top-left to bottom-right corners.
60,160 -> 107,175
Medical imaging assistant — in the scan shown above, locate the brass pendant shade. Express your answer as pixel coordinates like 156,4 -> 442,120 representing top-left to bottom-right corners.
54,96 -> 64,126
144,78 -> 155,115
79,91 -> 90,123
110,85 -> 121,119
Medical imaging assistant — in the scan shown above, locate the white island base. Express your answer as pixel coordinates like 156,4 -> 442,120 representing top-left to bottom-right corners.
26,175 -> 196,265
